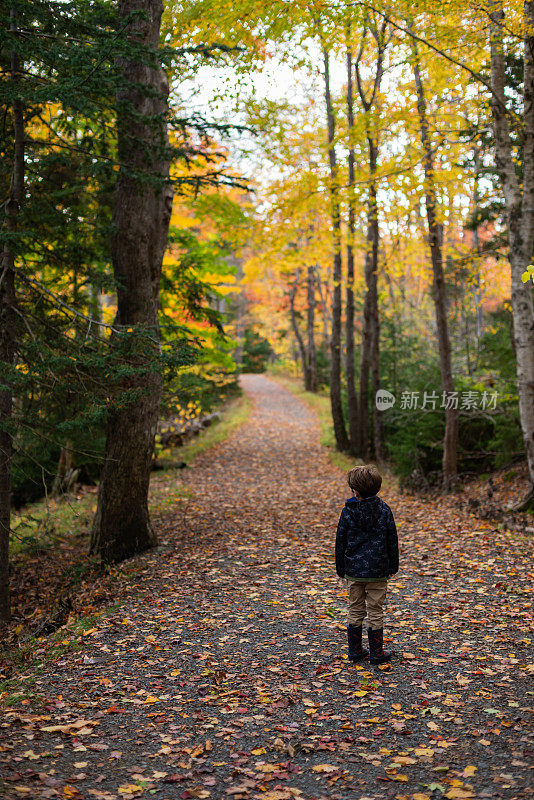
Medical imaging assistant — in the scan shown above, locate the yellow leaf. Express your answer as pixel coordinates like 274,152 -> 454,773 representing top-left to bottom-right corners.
413,794 -> 431,800
251,747 -> 266,755
463,766 -> 477,776
413,748 -> 434,757
445,790 -> 474,799
312,764 -> 338,773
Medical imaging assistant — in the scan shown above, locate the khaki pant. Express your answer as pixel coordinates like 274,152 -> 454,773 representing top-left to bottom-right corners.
347,580 -> 387,630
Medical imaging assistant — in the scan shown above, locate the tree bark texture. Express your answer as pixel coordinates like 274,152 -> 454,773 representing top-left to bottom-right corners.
371,212 -> 385,462
0,8 -> 24,622
306,265 -> 318,392
91,0 -> 173,563
355,29 -> 386,460
323,47 -> 350,451
412,40 -> 458,491
359,168 -> 380,458
489,0 -> 534,503
289,269 -> 310,389
315,271 -> 331,351
345,45 -> 359,455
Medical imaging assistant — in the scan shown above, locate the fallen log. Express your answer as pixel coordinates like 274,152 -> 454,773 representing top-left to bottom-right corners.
156,412 -> 221,449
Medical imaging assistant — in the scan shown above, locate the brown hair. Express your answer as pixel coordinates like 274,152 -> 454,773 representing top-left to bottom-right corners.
347,465 -> 382,498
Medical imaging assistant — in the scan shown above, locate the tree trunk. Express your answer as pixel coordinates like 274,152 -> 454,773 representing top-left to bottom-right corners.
233,257 -> 246,368
489,0 -> 534,506
315,271 -> 331,351
346,45 -> 359,454
371,212 -> 385,462
354,23 -> 387,460
90,0 -> 173,563
359,157 -> 380,459
411,38 -> 458,491
52,442 -> 79,496
323,47 -> 349,451
471,149 -> 484,357
289,269 -> 310,389
0,8 -> 24,622
306,265 -> 318,392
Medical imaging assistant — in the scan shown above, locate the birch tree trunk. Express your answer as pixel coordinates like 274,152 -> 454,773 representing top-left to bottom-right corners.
0,9 -> 23,621
489,0 -> 534,507
323,47 -> 349,451
411,38 -> 458,491
90,0 -> 173,562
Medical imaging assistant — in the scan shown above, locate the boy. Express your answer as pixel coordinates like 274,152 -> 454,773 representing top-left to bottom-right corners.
335,465 -> 398,665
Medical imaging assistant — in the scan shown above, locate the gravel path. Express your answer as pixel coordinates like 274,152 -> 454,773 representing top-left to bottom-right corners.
1,374 -> 533,800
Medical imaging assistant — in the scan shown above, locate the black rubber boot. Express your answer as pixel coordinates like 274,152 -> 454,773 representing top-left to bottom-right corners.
368,627 -> 392,665
347,624 -> 369,662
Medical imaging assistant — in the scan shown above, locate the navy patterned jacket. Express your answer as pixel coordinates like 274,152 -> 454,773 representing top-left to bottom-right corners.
335,495 -> 399,579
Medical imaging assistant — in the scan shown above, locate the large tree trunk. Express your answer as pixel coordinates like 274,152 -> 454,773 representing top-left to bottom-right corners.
289,269 -> 310,389
323,47 -> 349,451
306,265 -> 318,392
91,0 -> 173,563
412,40 -> 458,491
345,45 -> 359,454
0,9 -> 24,622
489,0 -> 534,507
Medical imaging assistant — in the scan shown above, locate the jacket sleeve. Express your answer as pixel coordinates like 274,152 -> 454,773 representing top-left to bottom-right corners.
386,509 -> 399,575
335,509 -> 348,578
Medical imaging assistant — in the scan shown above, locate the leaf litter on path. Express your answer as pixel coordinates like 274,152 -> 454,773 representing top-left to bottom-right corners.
1,375 -> 532,800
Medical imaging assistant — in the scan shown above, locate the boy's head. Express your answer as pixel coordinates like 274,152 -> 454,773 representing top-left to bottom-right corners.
347,465 -> 382,498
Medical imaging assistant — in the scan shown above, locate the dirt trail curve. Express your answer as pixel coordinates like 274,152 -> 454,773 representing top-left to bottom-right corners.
2,374 -> 533,800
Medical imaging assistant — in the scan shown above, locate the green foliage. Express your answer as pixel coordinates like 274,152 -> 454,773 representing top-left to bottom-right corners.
1,0 -> 247,511
477,306 -> 517,381
372,306 -> 521,483
241,327 -> 272,373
